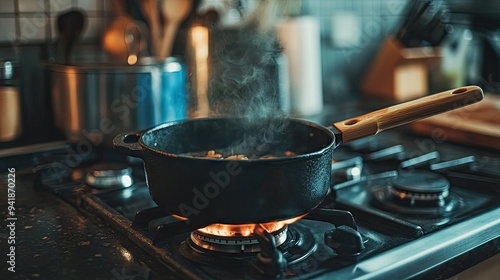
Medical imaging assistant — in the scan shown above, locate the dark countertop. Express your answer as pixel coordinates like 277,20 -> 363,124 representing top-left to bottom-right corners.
0,170 -> 176,279
0,99 -> 378,279
2,132 -> 499,279
1,97 -> 499,279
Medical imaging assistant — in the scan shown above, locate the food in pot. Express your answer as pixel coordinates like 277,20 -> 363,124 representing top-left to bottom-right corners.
205,150 -> 223,159
225,154 -> 249,160
186,150 -> 296,160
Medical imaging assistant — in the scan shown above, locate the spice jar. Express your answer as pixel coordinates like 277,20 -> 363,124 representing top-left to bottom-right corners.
0,59 -> 22,142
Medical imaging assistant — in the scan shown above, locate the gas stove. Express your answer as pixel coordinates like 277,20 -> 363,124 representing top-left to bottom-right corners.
7,129 -> 500,279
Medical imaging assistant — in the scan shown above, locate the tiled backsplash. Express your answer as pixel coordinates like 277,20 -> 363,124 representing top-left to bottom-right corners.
0,0 -> 408,95
2,0 -> 492,147
303,0 -> 410,100
0,0 -> 112,46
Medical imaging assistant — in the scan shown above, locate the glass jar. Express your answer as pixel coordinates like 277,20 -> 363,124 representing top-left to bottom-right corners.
0,59 -> 22,142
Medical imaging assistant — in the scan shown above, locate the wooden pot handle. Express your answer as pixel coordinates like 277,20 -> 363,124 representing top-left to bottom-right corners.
333,86 -> 484,143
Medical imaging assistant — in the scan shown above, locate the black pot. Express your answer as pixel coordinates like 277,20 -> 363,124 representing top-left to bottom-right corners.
114,86 -> 483,225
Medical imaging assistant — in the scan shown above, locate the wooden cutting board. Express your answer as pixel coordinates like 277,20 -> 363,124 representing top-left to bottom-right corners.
410,94 -> 500,150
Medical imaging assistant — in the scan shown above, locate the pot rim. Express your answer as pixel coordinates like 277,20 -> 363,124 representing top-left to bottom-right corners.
137,117 -> 336,163
42,56 -> 184,73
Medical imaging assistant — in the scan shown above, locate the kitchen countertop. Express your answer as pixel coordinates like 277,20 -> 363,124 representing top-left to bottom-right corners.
2,136 -> 499,280
1,98 -> 499,279
0,99 -> 375,279
0,170 -> 176,279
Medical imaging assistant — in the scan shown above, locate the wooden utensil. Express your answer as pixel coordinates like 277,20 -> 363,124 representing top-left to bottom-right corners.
334,86 -> 484,143
140,0 -> 161,57
103,0 -> 149,64
56,10 -> 85,64
159,0 -> 192,59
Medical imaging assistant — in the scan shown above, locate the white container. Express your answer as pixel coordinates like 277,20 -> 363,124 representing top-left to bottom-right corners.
277,16 -> 323,116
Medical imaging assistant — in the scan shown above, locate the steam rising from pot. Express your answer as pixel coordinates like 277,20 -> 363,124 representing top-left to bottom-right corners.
205,26 -> 290,149
208,27 -> 286,121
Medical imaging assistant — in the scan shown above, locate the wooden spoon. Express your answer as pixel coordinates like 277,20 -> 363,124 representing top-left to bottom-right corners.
57,10 -> 85,64
139,0 -> 161,57
159,0 -> 192,59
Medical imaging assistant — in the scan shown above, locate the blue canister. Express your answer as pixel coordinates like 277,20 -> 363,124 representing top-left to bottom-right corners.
137,57 -> 187,129
161,58 -> 187,122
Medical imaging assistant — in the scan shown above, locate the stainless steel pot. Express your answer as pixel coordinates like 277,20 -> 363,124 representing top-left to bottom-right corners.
46,57 -> 186,145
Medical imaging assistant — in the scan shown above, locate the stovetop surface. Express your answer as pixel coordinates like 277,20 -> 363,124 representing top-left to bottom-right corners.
25,127 -> 500,279
86,181 -> 415,279
2,113 -> 499,280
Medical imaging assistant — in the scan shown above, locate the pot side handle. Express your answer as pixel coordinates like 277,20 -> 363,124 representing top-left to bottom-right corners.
332,85 -> 484,144
113,132 -> 144,157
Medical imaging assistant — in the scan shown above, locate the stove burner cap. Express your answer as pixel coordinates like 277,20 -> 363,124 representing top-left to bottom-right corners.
191,226 -> 288,254
393,170 -> 450,194
85,162 -> 134,189
179,223 -> 316,267
390,171 -> 450,207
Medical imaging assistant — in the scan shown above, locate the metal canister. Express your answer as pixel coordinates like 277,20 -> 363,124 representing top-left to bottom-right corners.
0,59 -> 22,142
46,56 -> 187,145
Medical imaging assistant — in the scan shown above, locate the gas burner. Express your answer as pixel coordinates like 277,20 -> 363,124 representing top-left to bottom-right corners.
371,170 -> 462,215
191,226 -> 288,254
84,162 -> 134,189
189,215 -> 304,254
179,223 -> 316,267
331,156 -> 363,184
391,170 -> 450,207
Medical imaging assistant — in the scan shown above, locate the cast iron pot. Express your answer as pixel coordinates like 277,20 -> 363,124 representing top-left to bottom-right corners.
114,86 -> 483,225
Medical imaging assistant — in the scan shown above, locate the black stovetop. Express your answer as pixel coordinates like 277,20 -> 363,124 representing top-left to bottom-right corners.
28,129 -> 500,279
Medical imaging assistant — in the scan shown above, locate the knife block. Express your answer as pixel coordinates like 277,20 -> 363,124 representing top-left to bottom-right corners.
361,36 -> 442,101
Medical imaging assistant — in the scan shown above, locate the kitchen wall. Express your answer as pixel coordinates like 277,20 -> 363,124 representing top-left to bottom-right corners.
302,0 -> 409,102
0,0 -> 112,145
2,0 -> 496,94
1,0 -> 492,145
0,0 -> 411,99
0,0 -> 111,45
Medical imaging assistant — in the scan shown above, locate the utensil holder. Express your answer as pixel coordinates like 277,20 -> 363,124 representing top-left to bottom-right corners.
361,36 -> 442,101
